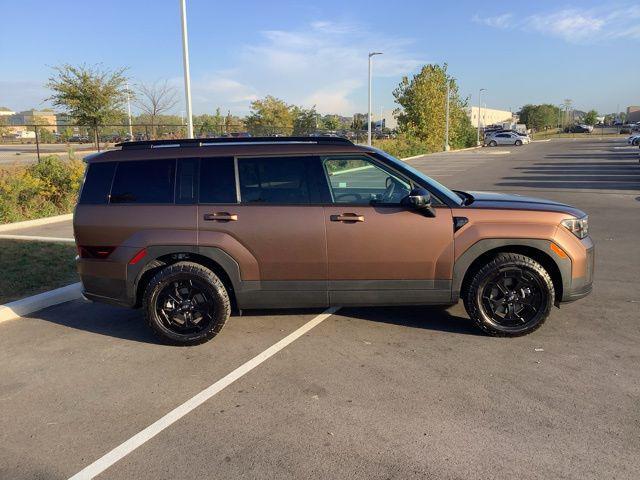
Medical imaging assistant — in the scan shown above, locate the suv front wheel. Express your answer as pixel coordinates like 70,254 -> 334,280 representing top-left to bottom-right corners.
143,261 -> 231,345
464,253 -> 554,336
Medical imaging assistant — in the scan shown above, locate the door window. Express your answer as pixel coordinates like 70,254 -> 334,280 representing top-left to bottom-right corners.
238,156 -> 318,204
322,156 -> 411,205
199,157 -> 237,204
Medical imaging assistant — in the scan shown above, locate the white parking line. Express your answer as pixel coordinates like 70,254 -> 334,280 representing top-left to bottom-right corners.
68,306 -> 340,480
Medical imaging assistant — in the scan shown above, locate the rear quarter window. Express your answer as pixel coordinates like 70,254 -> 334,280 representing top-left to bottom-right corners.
110,159 -> 176,204
79,162 -> 116,204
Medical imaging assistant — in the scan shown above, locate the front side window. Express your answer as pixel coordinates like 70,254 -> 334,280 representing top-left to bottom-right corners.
322,156 -> 411,205
238,156 -> 314,204
110,159 -> 175,204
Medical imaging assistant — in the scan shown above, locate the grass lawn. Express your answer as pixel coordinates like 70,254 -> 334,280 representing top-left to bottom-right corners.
0,240 -> 78,304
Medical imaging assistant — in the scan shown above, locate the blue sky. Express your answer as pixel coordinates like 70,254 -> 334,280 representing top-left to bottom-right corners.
1,0 -> 638,116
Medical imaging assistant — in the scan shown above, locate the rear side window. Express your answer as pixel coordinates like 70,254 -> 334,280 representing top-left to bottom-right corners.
110,159 -> 176,204
199,157 -> 237,203
238,156 -> 317,204
79,162 -> 116,204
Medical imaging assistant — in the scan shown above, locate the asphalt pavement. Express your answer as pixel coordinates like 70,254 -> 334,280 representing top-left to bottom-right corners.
1,138 -> 639,479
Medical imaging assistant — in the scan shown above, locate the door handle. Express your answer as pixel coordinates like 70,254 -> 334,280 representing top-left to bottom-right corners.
330,213 -> 364,222
203,212 -> 238,222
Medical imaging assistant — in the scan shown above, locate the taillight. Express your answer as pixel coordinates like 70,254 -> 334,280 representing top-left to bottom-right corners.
78,246 -> 116,259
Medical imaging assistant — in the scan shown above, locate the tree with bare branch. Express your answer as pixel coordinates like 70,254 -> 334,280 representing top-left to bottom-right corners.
134,80 -> 179,139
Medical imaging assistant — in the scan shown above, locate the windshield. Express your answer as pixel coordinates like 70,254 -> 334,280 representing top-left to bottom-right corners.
371,148 -> 464,206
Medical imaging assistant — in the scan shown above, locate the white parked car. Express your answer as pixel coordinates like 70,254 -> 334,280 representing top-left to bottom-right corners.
627,134 -> 640,146
485,131 -> 531,147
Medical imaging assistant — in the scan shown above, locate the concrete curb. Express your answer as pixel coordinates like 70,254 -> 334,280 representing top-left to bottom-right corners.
0,234 -> 75,243
0,213 -> 73,232
531,139 -> 552,143
0,282 -> 83,324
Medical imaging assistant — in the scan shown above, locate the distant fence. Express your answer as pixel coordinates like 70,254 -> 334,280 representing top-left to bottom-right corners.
1,123 -> 388,161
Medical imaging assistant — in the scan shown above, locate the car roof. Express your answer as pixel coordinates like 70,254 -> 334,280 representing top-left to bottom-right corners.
85,137 -> 374,163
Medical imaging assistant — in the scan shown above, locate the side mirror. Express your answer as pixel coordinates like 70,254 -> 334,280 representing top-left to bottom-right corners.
402,188 -> 436,217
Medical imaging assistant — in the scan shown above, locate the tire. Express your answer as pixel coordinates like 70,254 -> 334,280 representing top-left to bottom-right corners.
143,261 -> 231,346
489,140 -> 497,147
463,253 -> 554,337
515,139 -> 523,146
633,138 -> 640,146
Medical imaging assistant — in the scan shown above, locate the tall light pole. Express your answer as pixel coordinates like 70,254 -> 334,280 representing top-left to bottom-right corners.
444,80 -> 451,151
368,52 -> 383,146
477,88 -> 486,146
125,83 -> 133,140
180,0 -> 194,139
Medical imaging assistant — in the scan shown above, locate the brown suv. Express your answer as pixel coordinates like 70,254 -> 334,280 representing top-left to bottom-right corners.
74,137 -> 594,345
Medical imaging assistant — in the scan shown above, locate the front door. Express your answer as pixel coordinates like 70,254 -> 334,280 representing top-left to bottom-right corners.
320,155 -> 454,306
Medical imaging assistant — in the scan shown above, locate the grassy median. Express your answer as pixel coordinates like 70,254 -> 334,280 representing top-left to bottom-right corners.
0,240 -> 78,304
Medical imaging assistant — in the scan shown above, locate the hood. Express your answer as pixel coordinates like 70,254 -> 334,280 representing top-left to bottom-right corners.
464,191 -> 586,217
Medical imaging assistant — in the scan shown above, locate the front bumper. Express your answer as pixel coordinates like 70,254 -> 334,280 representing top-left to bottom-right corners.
561,241 -> 594,303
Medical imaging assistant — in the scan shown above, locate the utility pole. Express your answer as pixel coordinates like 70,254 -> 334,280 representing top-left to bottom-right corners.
126,83 -> 133,140
477,88 -> 486,146
444,80 -> 451,151
180,0 -> 194,139
368,52 -> 383,146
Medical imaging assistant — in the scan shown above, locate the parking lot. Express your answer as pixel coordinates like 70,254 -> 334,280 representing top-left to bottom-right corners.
1,138 -> 639,479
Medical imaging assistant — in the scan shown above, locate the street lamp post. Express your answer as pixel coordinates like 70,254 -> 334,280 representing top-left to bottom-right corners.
180,0 -> 194,139
125,83 -> 133,140
368,52 -> 383,146
444,80 -> 451,151
477,88 -> 486,146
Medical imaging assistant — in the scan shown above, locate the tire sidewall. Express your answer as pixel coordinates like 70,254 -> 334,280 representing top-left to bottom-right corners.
466,255 -> 554,336
145,264 -> 230,345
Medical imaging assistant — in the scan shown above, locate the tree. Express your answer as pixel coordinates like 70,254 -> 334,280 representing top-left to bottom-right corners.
134,80 -> 179,139
393,63 -> 473,152
46,64 -> 129,147
323,115 -> 341,131
244,96 -> 294,136
583,110 -> 598,126
292,106 -> 319,135
518,104 -> 561,130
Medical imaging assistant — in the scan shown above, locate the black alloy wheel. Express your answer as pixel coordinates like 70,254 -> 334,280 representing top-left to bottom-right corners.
464,253 -> 554,336
144,261 -> 231,345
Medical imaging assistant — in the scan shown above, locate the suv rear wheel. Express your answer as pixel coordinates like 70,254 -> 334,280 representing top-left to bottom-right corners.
463,253 -> 554,337
143,261 -> 231,345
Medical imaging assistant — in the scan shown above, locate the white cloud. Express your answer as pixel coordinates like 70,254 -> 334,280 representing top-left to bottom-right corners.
190,20 -> 423,115
472,13 -> 513,29
474,5 -> 640,44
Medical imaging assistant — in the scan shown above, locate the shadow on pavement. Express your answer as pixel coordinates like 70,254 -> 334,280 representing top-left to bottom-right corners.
338,305 -> 482,336
497,151 -> 639,191
32,301 -> 159,344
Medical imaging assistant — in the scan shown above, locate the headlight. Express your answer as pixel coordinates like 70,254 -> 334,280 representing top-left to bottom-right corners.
561,215 -> 589,239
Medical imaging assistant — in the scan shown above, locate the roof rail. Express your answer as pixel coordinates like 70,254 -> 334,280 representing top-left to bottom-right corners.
116,136 -> 354,150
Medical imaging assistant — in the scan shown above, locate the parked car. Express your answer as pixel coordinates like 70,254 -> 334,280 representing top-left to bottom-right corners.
565,125 -> 591,134
627,134 -> 640,146
74,136 -> 593,344
619,125 -> 633,134
485,131 -> 531,146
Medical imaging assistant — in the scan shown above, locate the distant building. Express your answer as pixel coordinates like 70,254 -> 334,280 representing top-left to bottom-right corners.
373,109 -> 399,130
627,106 -> 640,123
8,109 -> 58,133
0,107 -> 16,116
467,106 -> 513,128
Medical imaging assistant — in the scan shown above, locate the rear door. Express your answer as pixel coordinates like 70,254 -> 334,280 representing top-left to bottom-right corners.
320,155 -> 454,306
197,155 -> 328,308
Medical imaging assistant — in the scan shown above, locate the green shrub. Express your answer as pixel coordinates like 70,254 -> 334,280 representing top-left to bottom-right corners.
373,134 -> 434,158
0,155 -> 85,223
